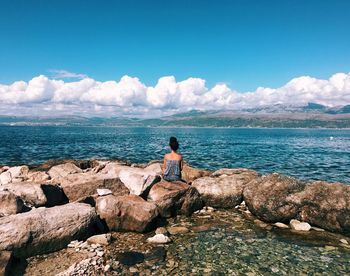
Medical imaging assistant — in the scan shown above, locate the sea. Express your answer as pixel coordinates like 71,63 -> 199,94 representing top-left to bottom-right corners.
1,126 -> 349,184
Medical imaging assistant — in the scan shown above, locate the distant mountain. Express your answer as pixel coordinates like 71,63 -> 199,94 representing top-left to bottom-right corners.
0,103 -> 349,128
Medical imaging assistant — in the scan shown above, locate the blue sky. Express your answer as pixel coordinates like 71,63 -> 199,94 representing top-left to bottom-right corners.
1,0 -> 350,91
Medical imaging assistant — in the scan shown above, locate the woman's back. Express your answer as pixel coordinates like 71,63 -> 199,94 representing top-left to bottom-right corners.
163,137 -> 183,182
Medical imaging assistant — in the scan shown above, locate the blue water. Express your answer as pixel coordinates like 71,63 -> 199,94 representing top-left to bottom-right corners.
0,126 -> 349,184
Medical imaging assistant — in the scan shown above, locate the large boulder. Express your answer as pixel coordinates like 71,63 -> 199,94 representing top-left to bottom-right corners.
27,171 -> 50,182
147,181 -> 203,217
48,163 -> 83,180
287,181 -> 350,234
243,173 -> 305,222
0,190 -> 24,216
0,166 -> 29,185
58,173 -> 129,202
96,194 -> 158,232
181,164 -> 211,183
2,182 -> 66,207
192,169 -> 258,208
0,203 -> 100,258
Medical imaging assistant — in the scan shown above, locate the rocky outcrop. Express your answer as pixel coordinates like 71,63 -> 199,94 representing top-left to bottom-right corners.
0,166 -> 29,185
243,173 -> 305,222
96,194 -> 159,232
147,181 -> 203,217
192,169 -> 258,208
1,182 -> 66,207
287,181 -> 350,234
0,203 -> 100,258
48,163 -> 83,180
0,190 -> 24,216
58,173 -> 129,202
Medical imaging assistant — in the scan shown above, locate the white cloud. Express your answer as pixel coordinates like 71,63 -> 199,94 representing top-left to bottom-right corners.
0,72 -> 349,116
49,69 -> 88,79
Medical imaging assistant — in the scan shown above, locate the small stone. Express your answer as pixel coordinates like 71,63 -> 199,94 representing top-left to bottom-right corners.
129,267 -> 138,273
104,264 -> 111,272
324,245 -> 337,251
167,226 -> 189,235
147,234 -> 171,244
274,222 -> 289,229
311,226 -> 325,232
97,251 -> 104,257
340,239 -> 349,244
97,188 -> 112,196
87,233 -> 111,246
155,227 -> 168,235
289,219 -> 311,231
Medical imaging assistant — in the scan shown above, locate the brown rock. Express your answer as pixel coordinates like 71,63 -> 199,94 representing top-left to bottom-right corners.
27,171 -> 50,182
0,203 -> 100,257
181,164 -> 212,183
287,181 -> 350,234
96,194 -> 158,232
147,181 -> 203,217
59,173 -> 129,202
48,163 -> 83,180
0,251 -> 13,276
243,173 -> 305,222
192,169 -> 258,208
0,191 -> 24,216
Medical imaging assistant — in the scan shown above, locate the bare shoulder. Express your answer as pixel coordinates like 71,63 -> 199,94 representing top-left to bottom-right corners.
164,153 -> 170,160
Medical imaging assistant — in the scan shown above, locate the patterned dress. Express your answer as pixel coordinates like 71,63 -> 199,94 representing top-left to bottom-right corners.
163,159 -> 182,181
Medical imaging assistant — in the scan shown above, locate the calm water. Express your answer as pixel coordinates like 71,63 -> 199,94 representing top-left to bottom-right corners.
0,126 -> 349,184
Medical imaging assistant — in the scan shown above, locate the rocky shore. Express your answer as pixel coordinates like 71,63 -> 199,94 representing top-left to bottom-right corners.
1,159 -> 350,275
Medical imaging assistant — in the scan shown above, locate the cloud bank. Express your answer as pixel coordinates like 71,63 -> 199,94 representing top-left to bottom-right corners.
0,72 -> 349,117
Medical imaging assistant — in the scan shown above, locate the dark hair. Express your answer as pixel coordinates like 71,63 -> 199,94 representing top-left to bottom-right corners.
169,136 -> 179,151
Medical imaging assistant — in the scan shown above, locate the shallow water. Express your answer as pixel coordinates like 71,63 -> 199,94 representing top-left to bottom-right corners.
1,126 -> 350,183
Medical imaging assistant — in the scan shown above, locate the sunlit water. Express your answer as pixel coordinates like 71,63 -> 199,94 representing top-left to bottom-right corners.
1,126 -> 349,183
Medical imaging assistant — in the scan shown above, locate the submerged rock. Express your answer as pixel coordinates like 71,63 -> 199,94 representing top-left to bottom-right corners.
0,203 -> 100,258
116,251 -> 145,266
289,219 -> 311,231
243,173 -> 305,222
148,180 -> 203,217
96,194 -> 158,232
167,226 -> 189,235
192,169 -> 258,208
147,234 -> 171,244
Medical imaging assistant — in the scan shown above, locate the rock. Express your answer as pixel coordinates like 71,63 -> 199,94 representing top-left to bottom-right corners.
340,238 -> 349,244
48,163 -> 83,180
97,188 -> 112,196
274,222 -> 289,229
147,180 -> 203,217
59,173 -> 129,202
289,219 -> 311,231
118,166 -> 161,196
87,233 -> 111,245
181,164 -> 211,183
99,162 -> 129,178
0,190 -> 24,216
96,194 -> 158,232
192,169 -> 258,208
143,163 -> 162,175
27,171 -> 50,182
0,203 -> 100,257
243,173 -> 305,222
145,246 -> 166,262
2,182 -> 66,207
0,166 -> 29,184
155,227 -> 168,235
147,234 -> 171,244
287,181 -> 350,234
0,251 -> 13,276
167,226 -> 189,235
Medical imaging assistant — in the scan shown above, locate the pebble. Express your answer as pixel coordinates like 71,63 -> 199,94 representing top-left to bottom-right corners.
147,234 -> 171,244
274,222 -> 289,229
289,219 -> 311,231
340,239 -> 348,244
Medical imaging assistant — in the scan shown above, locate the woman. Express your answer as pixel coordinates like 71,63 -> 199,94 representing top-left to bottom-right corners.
163,137 -> 183,181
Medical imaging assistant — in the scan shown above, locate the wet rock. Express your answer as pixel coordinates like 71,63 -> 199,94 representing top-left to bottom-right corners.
148,180 -> 203,217
340,238 -> 348,244
290,219 -> 311,231
287,181 -> 350,234
0,203 -> 100,258
116,251 -> 145,266
145,246 -> 166,262
155,227 -> 168,235
192,169 -> 258,208
243,173 -> 305,222
0,166 -> 29,184
48,163 -> 83,180
27,171 -> 50,182
96,194 -> 158,232
87,233 -> 111,245
147,234 -> 171,244
0,190 -> 24,216
167,226 -> 189,235
59,174 -> 129,202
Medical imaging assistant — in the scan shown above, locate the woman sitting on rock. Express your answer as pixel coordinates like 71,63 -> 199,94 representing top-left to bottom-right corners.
163,137 -> 183,182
